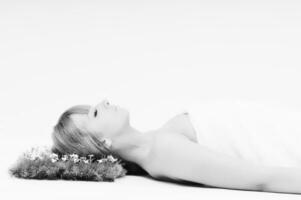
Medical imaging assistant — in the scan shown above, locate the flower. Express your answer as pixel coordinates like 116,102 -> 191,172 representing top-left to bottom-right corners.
97,159 -> 105,163
79,157 -> 89,163
61,155 -> 68,161
50,153 -> 58,159
69,154 -> 80,163
21,148 -> 120,166
107,155 -> 118,162
69,154 -> 79,159
50,153 -> 59,163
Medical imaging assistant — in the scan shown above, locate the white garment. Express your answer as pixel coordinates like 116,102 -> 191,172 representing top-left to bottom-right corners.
185,100 -> 301,168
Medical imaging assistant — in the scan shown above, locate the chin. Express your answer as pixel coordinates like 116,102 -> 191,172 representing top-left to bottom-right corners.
120,107 -> 129,115
118,107 -> 130,123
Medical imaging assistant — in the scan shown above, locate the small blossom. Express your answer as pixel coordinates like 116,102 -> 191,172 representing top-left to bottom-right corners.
69,154 -> 79,159
49,153 -> 59,163
97,159 -> 105,163
73,158 -> 80,163
107,155 -> 117,162
79,157 -> 88,163
61,155 -> 68,161
51,158 -> 58,163
50,153 -> 58,159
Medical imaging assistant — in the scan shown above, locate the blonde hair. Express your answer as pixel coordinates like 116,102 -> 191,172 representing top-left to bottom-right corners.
51,105 -> 118,158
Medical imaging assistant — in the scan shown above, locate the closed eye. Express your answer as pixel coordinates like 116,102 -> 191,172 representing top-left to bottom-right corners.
94,110 -> 98,117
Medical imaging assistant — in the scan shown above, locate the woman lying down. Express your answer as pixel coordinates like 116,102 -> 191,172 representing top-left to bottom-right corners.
52,98 -> 301,195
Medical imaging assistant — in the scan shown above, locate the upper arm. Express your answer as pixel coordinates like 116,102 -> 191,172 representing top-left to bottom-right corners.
153,134 -> 271,191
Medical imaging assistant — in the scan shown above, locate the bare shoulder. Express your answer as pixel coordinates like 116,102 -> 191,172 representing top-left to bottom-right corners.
144,131 -> 203,179
144,131 -> 271,191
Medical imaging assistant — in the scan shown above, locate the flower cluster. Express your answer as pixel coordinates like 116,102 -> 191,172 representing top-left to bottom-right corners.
49,153 -> 118,164
10,146 -> 127,181
23,146 -> 118,164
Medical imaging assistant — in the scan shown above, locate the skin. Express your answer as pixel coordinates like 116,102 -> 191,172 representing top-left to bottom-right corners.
71,99 -> 301,194
71,99 -> 153,163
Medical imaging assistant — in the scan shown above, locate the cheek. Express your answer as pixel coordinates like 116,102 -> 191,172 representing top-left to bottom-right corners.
112,114 -> 128,128
88,123 -> 98,133
96,113 -> 129,132
89,120 -> 104,133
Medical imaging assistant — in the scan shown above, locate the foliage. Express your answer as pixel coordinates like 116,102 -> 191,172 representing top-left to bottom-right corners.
9,146 -> 127,182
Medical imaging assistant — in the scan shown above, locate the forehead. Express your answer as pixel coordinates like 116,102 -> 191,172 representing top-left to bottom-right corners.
70,114 -> 89,130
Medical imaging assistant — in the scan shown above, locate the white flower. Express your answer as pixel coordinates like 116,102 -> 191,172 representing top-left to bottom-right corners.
61,155 -> 68,161
97,159 -> 105,163
107,155 -> 117,162
49,153 -> 59,163
69,153 -> 79,159
50,153 -> 58,159
69,153 -> 80,163
73,158 -> 80,163
79,157 -> 88,163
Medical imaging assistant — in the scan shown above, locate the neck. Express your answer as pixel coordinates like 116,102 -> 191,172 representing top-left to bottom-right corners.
111,125 -> 154,166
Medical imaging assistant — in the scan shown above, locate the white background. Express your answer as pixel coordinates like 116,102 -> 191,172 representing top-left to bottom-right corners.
1,0 -> 301,199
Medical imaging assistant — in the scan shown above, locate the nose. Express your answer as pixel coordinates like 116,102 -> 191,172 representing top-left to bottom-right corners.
102,99 -> 110,108
95,98 -> 111,111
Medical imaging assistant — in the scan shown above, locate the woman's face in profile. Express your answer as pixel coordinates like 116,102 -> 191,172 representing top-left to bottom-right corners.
71,99 -> 130,138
